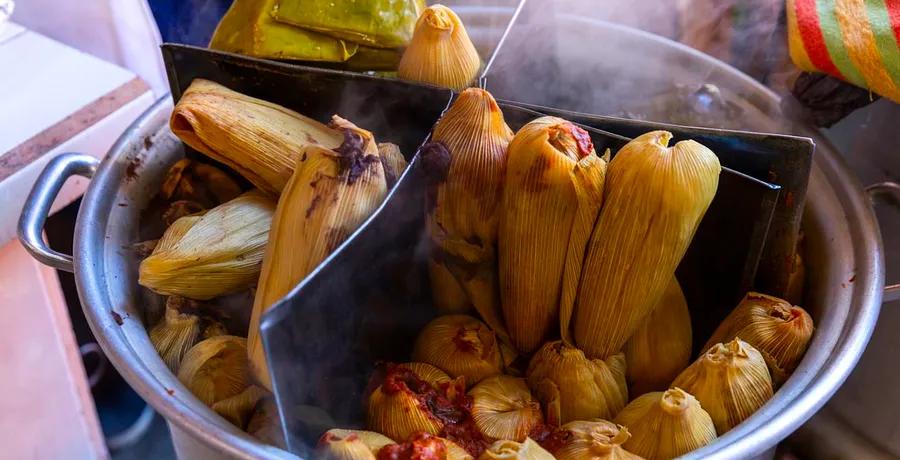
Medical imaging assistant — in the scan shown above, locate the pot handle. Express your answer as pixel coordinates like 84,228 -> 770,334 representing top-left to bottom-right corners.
866,181 -> 900,303
18,153 -> 100,273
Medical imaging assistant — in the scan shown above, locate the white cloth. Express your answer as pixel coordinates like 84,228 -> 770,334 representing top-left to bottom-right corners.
11,0 -> 167,96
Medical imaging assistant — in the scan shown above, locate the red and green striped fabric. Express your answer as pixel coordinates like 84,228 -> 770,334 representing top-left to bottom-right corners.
787,0 -> 900,102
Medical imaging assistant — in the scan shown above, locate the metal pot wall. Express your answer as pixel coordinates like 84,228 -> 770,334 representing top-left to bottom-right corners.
16,11 -> 894,460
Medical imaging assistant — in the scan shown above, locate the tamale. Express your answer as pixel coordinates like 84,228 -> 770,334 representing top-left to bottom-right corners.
398,5 -> 481,90
425,88 -> 513,338
139,190 -> 276,300
210,0 -> 358,62
344,46 -> 403,71
248,117 -> 388,390
499,116 -> 606,353
170,79 -> 343,195
271,0 -> 425,49
572,131 -> 721,358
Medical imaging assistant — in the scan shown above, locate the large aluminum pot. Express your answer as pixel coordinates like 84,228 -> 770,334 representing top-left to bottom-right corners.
16,12 -> 893,460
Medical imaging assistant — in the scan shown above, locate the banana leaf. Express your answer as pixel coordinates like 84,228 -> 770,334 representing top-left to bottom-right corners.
210,0 -> 358,62
271,0 -> 425,48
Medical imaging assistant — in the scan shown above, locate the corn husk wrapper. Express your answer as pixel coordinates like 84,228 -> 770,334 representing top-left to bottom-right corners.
150,298 -> 201,372
211,385 -> 269,429
572,131 -> 721,358
412,314 -> 504,386
478,438 -> 554,460
704,292 -> 814,385
378,142 -> 408,188
210,0 -> 358,62
614,388 -> 716,460
317,429 -> 396,459
552,420 -> 642,460
624,278 -> 692,396
247,397 -> 286,449
425,88 -> 513,337
248,117 -> 387,390
398,5 -> 481,90
470,375 -> 543,442
526,341 -> 627,425
139,190 -> 276,300
170,79 -> 343,195
323,430 -> 395,455
499,116 -> 606,353
673,339 -> 774,434
160,159 -> 242,208
272,0 -> 425,48
178,335 -> 251,407
367,363 -> 458,441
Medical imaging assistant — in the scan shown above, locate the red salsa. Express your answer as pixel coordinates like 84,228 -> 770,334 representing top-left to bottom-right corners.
377,432 -> 446,460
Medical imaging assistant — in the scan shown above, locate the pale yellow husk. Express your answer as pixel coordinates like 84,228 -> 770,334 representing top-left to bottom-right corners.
614,388 -> 717,460
211,384 -> 269,429
478,438 -> 555,460
248,117 -> 387,390
177,335 -> 251,407
499,116 -> 606,353
469,375 -> 543,442
170,79 -> 342,195
398,4 -> 481,90
552,419 -> 643,460
323,429 -> 395,455
673,339 -> 774,434
139,190 -> 276,300
317,429 -> 396,460
367,363 -> 452,441
412,314 -> 503,386
703,292 -> 814,385
572,131 -> 721,358
427,88 -> 513,337
149,299 -> 200,372
526,341 -> 627,425
378,142 -> 408,187
624,278 -> 692,396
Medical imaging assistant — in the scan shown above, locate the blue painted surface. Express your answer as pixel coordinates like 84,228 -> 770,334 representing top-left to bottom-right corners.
147,0 -> 232,46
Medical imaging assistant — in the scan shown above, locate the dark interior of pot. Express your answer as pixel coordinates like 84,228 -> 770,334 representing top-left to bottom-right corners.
134,44 -> 817,456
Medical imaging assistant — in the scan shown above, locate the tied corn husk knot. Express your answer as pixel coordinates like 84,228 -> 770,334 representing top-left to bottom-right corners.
413,315 -> 504,386
470,375 -> 543,442
704,292 -> 814,385
150,297 -> 201,372
614,388 -> 716,460
170,79 -> 342,195
478,438 -> 554,460
551,420 -> 643,460
573,131 -> 721,358
499,116 -> 606,353
526,341 -> 627,425
211,385 -> 269,429
139,190 -> 276,300
426,88 -> 513,337
317,429 -> 396,460
367,363 -> 465,441
178,335 -> 252,407
673,338 -> 774,434
398,4 -> 481,90
249,116 -> 388,390
624,278 -> 692,396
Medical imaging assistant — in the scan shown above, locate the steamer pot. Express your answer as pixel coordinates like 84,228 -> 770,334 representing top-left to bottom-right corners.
17,12 -> 895,460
